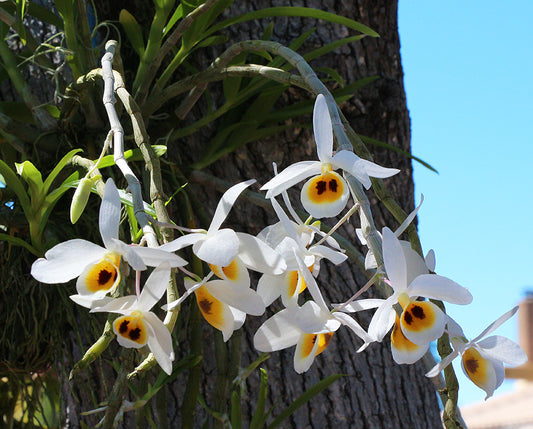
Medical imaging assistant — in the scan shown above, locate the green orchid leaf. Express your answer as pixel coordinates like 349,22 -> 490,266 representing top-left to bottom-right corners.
266,374 -> 344,429
0,158 -> 31,215
15,160 -> 44,208
303,34 -> 365,63
0,232 -> 40,256
40,171 -> 79,235
207,7 -> 379,39
196,35 -> 228,49
0,101 -> 35,123
232,353 -> 270,387
314,66 -> 345,87
359,135 -> 438,173
97,145 -> 167,169
261,21 -> 275,41
42,148 -> 82,196
27,1 -> 64,29
120,9 -> 145,57
16,0 -> 27,45
249,368 -> 268,429
231,390 -> 242,429
163,3 -> 184,36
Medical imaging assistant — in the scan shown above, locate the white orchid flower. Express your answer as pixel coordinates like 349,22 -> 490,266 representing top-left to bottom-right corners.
357,195 -> 432,271
426,307 -> 528,399
254,298 -> 372,373
367,228 -> 472,364
176,276 -> 251,342
260,94 -> 399,218
160,180 -> 286,275
31,179 -> 186,304
90,263 -> 175,375
257,197 -> 346,307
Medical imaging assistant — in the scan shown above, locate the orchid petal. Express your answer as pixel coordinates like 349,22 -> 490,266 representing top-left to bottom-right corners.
229,306 -> 246,334
367,296 -> 396,342
476,335 -> 528,367
425,349 -> 460,378
89,295 -> 138,314
313,94 -> 333,162
334,298 -> 384,313
236,233 -> 286,275
144,312 -> 174,375
138,263 -> 171,311
261,161 -> 322,198
408,274 -> 472,305
425,249 -> 436,272
208,257 -> 250,289
269,197 -> 298,241
471,306 -> 519,343
401,243 -> 429,285
294,333 -> 320,373
128,246 -> 187,268
208,180 -> 255,235
310,244 -> 347,265
163,277 -> 206,311
193,228 -> 239,267
254,309 -> 301,352
206,280 -> 265,316
382,227 -> 407,292
391,316 -> 430,364
257,273 -> 283,307
293,249 -> 329,312
159,233 -> 205,252
461,347 -> 499,400
31,239 -> 106,283
334,311 -> 373,343
294,301 -> 341,334
300,171 -> 349,219
70,294 -> 114,310
76,253 -> 121,297
195,285 -> 235,339
400,300 -> 446,345
357,159 -> 400,180
99,179 -> 121,248
395,195 -> 424,237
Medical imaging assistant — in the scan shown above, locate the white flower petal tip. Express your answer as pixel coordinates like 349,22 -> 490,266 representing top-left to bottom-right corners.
391,316 -> 429,364
300,171 -> 349,218
313,94 -> 333,163
400,300 -> 446,345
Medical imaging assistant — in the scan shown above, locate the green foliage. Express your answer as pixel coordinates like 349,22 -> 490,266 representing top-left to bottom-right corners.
0,149 -> 81,254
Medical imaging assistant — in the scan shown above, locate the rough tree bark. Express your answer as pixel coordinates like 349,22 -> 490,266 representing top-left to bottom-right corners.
170,1 -> 442,428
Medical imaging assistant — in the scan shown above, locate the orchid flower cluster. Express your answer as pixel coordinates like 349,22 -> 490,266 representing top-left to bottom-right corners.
31,94 -> 527,403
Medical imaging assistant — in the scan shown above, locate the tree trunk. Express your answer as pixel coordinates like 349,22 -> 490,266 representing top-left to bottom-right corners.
1,0 -> 443,427
172,1 -> 442,428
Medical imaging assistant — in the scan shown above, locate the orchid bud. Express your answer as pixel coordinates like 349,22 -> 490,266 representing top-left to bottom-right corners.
70,177 -> 94,224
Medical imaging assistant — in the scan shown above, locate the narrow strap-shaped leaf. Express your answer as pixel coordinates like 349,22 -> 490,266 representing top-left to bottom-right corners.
231,390 -> 242,429
266,374 -> 344,429
359,135 -> 438,173
0,232 -> 40,256
250,368 -> 268,429
43,148 -> 82,195
207,7 -> 379,38
0,158 -> 31,215
119,9 -> 145,57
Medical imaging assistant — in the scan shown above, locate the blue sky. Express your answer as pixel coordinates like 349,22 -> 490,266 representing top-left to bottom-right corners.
398,1 -> 533,406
